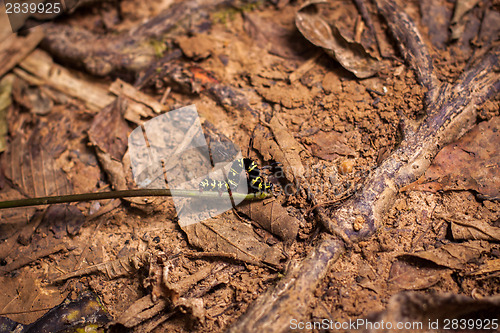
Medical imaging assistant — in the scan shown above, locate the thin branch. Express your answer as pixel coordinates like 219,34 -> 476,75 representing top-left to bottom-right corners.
0,189 -> 271,210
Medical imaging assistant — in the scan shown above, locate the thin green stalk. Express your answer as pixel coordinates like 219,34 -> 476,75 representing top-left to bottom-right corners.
0,189 -> 270,209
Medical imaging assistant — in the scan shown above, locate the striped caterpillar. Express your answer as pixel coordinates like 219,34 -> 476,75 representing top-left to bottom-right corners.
199,158 -> 273,193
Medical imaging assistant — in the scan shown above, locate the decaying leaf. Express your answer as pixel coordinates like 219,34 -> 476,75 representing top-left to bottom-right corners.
88,98 -> 129,162
402,117 -> 500,200
11,76 -> 53,115
1,135 -> 72,198
388,259 -> 452,291
52,251 -> 151,283
42,204 -> 86,238
399,241 -> 490,270
420,0 -> 452,49
0,74 -> 13,153
243,12 -> 308,59
437,212 -> 500,242
468,258 -> 500,276
296,1 -> 379,78
268,115 -> 307,183
307,130 -> 356,160
181,215 -> 284,267
236,199 -> 299,241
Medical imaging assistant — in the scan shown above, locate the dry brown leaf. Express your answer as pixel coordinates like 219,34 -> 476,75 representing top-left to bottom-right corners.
0,74 -> 13,153
236,199 -> 299,241
399,241 -> 490,270
468,258 -> 500,276
269,115 -> 306,183
43,204 -> 86,238
420,0 -> 452,49
437,213 -> 500,241
181,216 -> 284,267
88,98 -> 129,161
296,1 -> 379,78
388,260 -> 451,291
402,117 -> 500,200
1,135 -> 72,198
307,130 -> 356,160
243,12 -> 308,59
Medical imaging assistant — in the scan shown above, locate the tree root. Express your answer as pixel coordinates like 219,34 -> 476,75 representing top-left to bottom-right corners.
227,0 -> 500,331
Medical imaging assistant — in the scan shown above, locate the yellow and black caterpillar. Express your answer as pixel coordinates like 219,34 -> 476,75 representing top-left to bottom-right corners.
199,158 -> 273,193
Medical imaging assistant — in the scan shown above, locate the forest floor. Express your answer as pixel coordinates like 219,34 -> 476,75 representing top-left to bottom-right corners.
0,0 -> 499,332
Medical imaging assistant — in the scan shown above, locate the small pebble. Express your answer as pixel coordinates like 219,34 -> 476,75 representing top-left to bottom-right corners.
339,159 -> 355,175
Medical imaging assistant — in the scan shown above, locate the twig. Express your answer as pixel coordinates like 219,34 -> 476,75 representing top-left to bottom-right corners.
0,189 -> 271,210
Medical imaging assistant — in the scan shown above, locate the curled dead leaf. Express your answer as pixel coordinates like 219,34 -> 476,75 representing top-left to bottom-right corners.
388,260 -> 451,291
436,212 -> 500,242
296,1 -> 379,78
398,241 -> 490,270
236,199 -> 299,241
181,216 -> 284,267
402,117 -> 500,200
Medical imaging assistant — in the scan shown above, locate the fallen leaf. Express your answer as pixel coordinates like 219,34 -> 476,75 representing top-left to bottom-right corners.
388,259 -> 451,291
0,74 -> 13,153
236,200 -> 299,241
420,0 -> 452,49
307,130 -> 356,160
296,1 -> 379,78
181,215 -> 284,267
1,135 -> 72,198
436,212 -> 500,241
399,241 -> 490,270
468,258 -> 500,276
43,204 -> 86,238
88,98 -> 129,161
269,115 -> 307,183
402,117 -> 500,200
243,12 -> 308,59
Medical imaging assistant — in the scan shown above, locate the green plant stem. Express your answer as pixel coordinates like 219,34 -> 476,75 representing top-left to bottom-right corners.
0,189 -> 271,209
